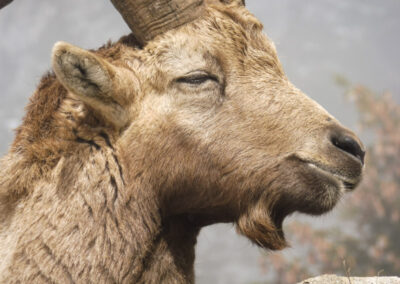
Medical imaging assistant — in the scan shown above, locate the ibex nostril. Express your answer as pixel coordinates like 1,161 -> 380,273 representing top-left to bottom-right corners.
331,135 -> 365,165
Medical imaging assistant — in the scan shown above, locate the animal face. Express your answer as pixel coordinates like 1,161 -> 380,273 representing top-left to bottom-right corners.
52,2 -> 364,249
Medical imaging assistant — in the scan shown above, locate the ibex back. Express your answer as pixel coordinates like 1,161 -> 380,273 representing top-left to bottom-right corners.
0,0 -> 365,283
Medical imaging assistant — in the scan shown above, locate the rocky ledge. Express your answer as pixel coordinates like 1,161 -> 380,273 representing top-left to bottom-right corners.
298,275 -> 400,284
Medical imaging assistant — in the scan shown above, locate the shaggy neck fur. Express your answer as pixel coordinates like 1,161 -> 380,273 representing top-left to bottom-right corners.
0,71 -> 199,283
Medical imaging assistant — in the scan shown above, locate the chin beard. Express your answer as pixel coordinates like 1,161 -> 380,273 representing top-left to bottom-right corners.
234,158 -> 347,250
234,182 -> 340,251
236,195 -> 288,251
235,185 -> 341,251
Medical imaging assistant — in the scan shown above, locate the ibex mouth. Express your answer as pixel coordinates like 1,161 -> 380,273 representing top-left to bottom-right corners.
306,162 -> 359,192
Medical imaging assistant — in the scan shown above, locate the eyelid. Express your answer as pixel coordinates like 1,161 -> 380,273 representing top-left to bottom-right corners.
176,71 -> 219,85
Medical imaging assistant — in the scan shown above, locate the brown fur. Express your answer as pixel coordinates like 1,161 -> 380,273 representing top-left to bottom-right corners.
0,1 -> 364,283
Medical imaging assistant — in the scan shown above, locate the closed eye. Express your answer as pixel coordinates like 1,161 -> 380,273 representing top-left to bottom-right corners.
176,72 -> 219,85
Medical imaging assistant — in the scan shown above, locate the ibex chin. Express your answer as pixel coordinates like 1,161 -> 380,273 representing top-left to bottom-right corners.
0,0 -> 365,283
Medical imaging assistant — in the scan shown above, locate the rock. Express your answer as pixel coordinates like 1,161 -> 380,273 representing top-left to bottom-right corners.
298,275 -> 400,284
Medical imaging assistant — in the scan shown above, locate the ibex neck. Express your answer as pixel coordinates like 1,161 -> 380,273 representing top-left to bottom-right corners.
137,216 -> 200,284
119,144 -> 201,283
1,142 -> 200,283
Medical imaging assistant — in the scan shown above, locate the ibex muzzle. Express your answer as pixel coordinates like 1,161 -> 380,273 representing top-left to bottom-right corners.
0,0 -> 365,282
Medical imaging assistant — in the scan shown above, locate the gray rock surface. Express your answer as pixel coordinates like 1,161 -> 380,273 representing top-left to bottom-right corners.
299,275 -> 400,284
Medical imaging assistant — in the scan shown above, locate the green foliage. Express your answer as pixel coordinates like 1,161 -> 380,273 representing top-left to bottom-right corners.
261,84 -> 400,282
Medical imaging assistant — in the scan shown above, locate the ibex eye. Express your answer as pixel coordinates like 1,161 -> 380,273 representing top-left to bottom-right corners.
176,73 -> 219,85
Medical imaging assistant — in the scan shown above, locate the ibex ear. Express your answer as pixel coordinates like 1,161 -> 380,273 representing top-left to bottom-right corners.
52,42 -> 129,128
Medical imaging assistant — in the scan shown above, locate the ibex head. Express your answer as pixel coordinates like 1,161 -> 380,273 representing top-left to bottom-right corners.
49,0 -> 364,250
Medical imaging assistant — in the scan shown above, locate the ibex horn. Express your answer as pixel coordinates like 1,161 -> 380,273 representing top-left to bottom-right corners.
0,0 -> 205,45
0,0 -> 13,9
110,0 -> 205,45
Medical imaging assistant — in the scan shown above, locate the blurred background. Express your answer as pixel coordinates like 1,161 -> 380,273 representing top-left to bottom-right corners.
0,0 -> 399,283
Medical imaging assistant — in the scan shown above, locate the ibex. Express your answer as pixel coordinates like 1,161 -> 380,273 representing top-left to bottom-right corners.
0,0 -> 365,283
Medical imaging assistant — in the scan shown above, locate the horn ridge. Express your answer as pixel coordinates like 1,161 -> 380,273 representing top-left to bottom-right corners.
110,0 -> 205,45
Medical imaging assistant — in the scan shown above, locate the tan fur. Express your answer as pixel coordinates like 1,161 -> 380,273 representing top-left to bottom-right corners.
0,2 -> 364,283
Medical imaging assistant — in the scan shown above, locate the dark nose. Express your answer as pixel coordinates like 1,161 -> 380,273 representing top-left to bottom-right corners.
331,133 -> 365,165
